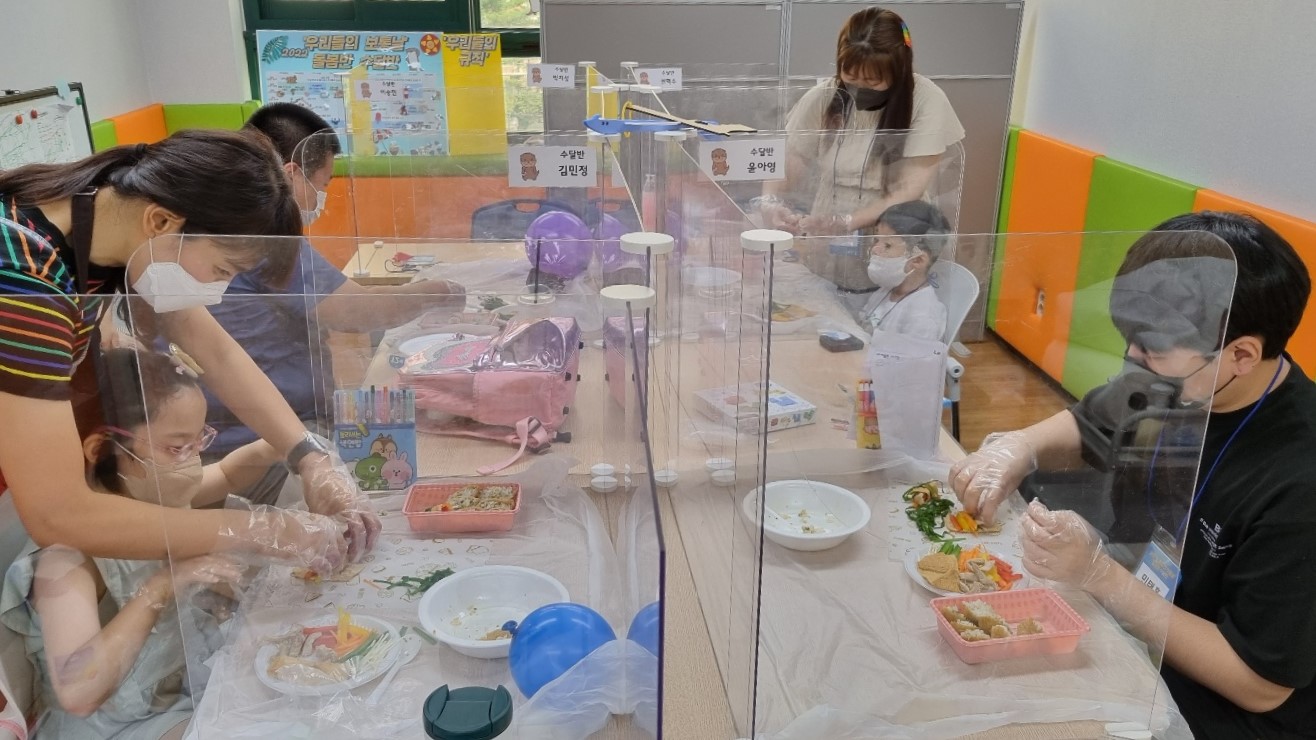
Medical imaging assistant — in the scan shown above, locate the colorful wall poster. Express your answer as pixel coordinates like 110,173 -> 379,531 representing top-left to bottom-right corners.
256,31 -> 448,156
440,33 -> 506,155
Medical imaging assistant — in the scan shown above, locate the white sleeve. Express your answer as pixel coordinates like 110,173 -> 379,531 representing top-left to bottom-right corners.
905,76 -> 966,158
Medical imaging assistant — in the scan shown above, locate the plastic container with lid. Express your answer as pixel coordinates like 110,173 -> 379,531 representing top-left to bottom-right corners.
423,685 -> 513,740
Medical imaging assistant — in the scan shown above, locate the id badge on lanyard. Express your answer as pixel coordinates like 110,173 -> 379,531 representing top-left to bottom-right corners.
1134,525 -> 1182,601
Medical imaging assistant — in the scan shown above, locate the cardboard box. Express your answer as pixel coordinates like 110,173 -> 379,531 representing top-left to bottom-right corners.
694,381 -> 817,434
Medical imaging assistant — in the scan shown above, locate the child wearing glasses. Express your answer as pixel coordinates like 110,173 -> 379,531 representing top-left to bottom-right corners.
1,348 -> 289,740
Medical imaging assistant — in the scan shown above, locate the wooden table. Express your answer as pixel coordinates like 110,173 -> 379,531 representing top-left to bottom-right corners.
340,240 -> 524,286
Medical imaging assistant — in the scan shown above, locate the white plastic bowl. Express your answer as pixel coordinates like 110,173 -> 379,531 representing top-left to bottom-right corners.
418,566 -> 569,659
742,480 -> 872,552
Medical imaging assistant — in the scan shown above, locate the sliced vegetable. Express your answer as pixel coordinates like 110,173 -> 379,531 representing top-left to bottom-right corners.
337,631 -> 382,662
902,481 -> 955,542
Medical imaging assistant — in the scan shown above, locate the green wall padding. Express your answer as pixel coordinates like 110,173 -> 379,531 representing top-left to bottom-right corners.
986,125 -> 1021,329
163,104 -> 246,134
90,119 -> 118,152
1061,157 -> 1200,397
240,100 -> 260,123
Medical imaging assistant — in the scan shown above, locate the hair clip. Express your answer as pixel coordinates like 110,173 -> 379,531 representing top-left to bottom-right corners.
168,343 -> 203,378
901,21 -> 912,48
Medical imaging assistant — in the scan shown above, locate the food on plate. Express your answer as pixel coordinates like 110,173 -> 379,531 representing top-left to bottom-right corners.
917,544 -> 1023,594
902,480 -> 956,542
916,553 -> 961,592
769,301 -> 816,322
262,608 -> 391,686
945,509 -> 1003,535
292,563 -> 365,583
480,296 -> 509,311
940,601 -> 1045,641
481,627 -> 514,641
425,484 -> 518,512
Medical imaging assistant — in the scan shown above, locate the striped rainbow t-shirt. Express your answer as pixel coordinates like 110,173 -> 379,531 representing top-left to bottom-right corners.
0,197 -> 114,401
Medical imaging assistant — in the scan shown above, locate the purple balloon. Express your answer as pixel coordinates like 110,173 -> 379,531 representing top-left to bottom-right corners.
595,214 -> 645,273
525,211 -> 593,279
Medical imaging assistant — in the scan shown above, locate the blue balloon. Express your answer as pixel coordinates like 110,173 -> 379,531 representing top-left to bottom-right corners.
627,602 -> 661,657
525,211 -> 593,279
509,603 -> 616,699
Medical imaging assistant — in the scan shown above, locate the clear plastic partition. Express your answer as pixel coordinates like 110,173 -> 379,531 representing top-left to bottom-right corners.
638,130 -> 774,734
729,230 -> 1235,739
298,129 -> 637,254
623,82 -> 817,133
98,233 -> 663,738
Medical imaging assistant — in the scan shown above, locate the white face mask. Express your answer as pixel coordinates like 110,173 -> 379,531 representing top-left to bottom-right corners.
300,171 -> 328,226
115,442 -> 204,508
867,254 -> 911,290
129,237 -> 230,313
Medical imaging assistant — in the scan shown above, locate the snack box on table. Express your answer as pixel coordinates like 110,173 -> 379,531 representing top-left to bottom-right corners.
930,588 -> 1090,664
694,381 -> 817,434
403,482 -> 522,534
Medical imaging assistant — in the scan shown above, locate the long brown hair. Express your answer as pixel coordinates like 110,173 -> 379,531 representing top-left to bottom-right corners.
0,130 -> 302,283
824,7 -> 915,132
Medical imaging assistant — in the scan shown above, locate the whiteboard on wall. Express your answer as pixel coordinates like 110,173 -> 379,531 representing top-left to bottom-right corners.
0,84 -> 95,171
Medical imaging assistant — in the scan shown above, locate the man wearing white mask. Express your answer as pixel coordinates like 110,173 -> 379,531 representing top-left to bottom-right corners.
202,104 -> 467,504
859,200 -> 950,342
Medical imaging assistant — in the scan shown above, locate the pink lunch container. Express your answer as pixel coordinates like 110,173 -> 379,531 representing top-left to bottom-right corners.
402,482 -> 521,534
930,588 -> 1090,664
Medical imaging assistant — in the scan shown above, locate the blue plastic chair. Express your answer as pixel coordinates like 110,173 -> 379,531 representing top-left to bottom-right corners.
470,199 -> 580,240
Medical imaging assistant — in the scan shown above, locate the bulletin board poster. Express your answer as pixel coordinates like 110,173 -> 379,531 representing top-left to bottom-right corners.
440,33 -> 506,156
256,30 -> 449,156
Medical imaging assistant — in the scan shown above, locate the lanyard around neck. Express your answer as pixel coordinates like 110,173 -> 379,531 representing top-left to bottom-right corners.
1145,357 -> 1286,542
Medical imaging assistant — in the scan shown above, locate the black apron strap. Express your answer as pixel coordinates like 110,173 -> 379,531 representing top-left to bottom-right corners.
70,188 -> 97,294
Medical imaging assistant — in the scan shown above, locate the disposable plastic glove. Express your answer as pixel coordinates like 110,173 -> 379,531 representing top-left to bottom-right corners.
216,502 -> 349,574
297,453 -> 381,562
798,211 -> 853,237
1019,500 -> 1114,589
949,430 -> 1038,524
137,555 -> 245,611
749,195 -> 800,234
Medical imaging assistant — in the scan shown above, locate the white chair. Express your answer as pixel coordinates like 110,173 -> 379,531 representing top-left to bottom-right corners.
931,261 -> 980,441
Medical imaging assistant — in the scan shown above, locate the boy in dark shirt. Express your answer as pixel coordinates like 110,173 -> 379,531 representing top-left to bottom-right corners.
951,212 -> 1315,738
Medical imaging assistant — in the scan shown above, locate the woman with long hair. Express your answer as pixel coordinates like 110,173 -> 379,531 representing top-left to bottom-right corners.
760,6 -> 965,309
0,130 -> 377,573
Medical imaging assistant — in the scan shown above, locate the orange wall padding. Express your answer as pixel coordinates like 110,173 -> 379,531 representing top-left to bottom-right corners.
994,131 -> 1098,380
307,177 -> 549,268
1194,190 -> 1316,371
109,104 -> 168,146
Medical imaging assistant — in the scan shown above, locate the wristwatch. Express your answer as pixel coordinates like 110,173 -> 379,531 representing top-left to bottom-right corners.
285,432 -> 331,472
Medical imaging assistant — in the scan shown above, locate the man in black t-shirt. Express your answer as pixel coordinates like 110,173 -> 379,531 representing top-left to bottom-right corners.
951,212 -> 1315,738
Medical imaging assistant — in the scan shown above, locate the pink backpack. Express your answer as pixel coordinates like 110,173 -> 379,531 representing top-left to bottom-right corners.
399,317 -> 582,474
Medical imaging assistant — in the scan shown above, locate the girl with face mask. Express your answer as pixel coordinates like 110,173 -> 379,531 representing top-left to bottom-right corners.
0,131 -> 378,577
756,6 -> 965,312
0,349 -> 306,739
859,201 -> 950,342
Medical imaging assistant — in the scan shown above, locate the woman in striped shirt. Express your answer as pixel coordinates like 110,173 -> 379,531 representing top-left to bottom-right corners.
0,130 -> 377,572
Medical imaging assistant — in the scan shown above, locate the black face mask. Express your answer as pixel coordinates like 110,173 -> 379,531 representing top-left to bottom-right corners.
844,83 -> 891,112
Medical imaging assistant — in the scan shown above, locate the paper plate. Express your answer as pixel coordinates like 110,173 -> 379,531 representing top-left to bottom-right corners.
904,546 -> 1028,597
255,614 -> 401,696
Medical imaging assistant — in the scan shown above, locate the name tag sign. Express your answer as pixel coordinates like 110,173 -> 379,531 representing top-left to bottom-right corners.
697,139 -> 786,182
634,67 -> 682,91
526,63 -> 574,89
1134,530 -> 1181,601
508,145 -> 598,188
